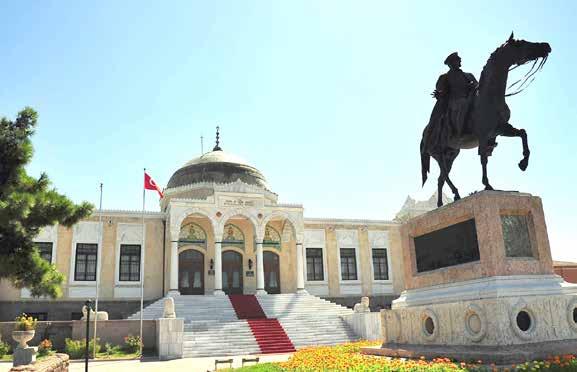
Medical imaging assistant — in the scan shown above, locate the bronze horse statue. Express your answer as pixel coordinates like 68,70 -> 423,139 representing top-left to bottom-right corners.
421,33 -> 551,207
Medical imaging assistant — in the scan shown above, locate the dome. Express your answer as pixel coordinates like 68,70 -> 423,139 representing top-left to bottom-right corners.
166,149 -> 269,190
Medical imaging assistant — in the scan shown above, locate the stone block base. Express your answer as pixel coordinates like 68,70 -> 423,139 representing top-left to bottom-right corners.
13,347 -> 37,367
342,313 -> 382,341
156,318 -> 183,360
362,339 -> 577,364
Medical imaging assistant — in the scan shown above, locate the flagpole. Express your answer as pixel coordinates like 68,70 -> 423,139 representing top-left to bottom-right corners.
139,169 -> 146,357
93,183 -> 103,358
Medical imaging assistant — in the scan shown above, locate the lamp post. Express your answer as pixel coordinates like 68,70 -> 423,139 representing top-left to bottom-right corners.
84,299 -> 93,372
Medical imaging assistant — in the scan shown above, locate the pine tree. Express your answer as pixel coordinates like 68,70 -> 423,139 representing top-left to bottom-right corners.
0,107 -> 93,298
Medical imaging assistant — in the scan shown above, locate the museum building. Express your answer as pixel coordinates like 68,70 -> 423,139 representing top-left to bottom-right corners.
0,140 -> 411,321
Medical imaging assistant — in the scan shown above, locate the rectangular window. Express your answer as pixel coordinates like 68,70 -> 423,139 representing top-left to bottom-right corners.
119,244 -> 141,282
74,243 -> 98,281
34,242 -> 53,263
25,312 -> 48,321
340,248 -> 357,281
372,249 -> 389,280
306,248 -> 324,281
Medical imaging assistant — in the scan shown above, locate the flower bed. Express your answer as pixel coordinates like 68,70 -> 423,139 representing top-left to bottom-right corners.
229,342 -> 577,371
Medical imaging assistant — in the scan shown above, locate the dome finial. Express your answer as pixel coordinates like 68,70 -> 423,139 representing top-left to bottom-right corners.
213,126 -> 222,151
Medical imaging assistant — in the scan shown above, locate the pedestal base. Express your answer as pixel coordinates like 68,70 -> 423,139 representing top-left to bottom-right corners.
363,339 -> 577,364
13,347 -> 37,367
213,289 -> 225,296
255,289 -> 268,296
167,290 -> 180,297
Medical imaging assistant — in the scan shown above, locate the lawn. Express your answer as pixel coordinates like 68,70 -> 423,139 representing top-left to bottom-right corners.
224,341 -> 577,371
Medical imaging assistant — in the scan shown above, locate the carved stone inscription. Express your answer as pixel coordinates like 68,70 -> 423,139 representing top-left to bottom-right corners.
414,219 -> 480,273
501,215 -> 533,257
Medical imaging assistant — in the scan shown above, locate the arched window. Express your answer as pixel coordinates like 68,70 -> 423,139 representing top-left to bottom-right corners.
179,223 -> 207,249
222,224 -> 244,250
263,225 -> 281,250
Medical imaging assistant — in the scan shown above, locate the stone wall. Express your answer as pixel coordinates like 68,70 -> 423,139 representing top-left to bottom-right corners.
323,295 -> 396,311
342,313 -> 382,341
0,320 -> 156,352
9,353 -> 69,372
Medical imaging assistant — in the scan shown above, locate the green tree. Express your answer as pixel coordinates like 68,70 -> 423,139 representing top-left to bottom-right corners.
0,107 -> 92,298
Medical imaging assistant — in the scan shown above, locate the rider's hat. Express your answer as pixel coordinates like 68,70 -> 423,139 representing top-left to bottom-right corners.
444,52 -> 460,66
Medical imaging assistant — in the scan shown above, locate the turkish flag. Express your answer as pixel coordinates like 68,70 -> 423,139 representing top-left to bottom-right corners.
144,172 -> 164,198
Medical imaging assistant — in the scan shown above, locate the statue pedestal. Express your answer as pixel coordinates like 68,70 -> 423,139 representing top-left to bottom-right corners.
13,346 -> 37,367
363,191 -> 577,364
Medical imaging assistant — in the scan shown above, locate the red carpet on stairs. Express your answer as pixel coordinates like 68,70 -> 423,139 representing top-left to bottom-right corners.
229,295 -> 295,354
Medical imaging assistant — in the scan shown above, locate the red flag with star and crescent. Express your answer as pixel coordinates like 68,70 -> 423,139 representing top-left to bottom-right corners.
144,172 -> 164,198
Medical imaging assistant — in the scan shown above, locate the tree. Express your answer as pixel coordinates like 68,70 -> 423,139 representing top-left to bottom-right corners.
0,107 -> 93,298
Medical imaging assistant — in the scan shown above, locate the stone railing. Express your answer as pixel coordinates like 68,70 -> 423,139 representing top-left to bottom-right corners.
10,353 -> 69,372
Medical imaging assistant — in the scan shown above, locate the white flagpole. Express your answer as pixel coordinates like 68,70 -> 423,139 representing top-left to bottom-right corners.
93,183 -> 103,358
139,169 -> 146,356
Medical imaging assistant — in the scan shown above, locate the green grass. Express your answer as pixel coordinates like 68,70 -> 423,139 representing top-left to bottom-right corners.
221,363 -> 282,372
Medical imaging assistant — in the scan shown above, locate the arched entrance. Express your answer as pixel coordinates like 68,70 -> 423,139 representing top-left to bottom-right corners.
222,250 -> 243,294
179,249 -> 204,295
264,251 -> 280,294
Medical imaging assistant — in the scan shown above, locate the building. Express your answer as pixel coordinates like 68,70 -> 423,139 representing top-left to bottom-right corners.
0,138 -> 411,321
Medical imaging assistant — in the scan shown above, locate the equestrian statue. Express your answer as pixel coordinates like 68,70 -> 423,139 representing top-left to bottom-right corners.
421,32 -> 551,207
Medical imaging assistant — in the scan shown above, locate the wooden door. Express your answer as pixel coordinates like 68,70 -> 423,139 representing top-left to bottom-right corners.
264,251 -> 280,294
222,250 -> 243,294
178,249 -> 204,295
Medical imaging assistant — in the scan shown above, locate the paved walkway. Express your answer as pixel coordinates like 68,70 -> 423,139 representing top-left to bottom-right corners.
0,352 -> 292,371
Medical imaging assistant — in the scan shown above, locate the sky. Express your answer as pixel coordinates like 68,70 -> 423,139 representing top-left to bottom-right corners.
1,1 -> 576,260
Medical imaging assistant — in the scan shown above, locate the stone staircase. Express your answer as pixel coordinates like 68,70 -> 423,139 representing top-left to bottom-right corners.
127,293 -> 359,357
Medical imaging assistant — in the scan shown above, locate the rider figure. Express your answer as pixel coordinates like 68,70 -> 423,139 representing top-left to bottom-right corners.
432,52 -> 478,138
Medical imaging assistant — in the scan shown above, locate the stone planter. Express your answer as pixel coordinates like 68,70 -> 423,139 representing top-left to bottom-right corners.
12,330 -> 35,348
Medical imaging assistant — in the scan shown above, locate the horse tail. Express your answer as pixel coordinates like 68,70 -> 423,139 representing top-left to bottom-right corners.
420,138 -> 430,186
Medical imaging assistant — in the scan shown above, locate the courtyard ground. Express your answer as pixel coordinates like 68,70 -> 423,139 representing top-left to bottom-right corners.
0,352 -> 293,372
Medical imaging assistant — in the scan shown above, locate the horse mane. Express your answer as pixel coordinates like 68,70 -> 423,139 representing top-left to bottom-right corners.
478,44 -> 506,92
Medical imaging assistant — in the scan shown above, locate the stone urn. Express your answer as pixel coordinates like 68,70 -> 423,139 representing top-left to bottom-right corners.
12,330 -> 35,348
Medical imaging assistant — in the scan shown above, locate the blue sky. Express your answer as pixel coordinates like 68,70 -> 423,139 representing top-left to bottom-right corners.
1,1 -> 576,260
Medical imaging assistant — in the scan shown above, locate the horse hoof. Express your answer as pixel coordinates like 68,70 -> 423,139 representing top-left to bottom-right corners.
519,158 -> 529,171
454,194 -> 461,201
437,202 -> 443,208
484,185 -> 494,191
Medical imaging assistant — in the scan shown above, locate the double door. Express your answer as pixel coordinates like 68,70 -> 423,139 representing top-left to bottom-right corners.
222,250 -> 243,295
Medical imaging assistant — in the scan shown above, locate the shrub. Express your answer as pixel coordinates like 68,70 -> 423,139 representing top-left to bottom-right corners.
14,313 -> 37,331
0,340 -> 10,358
104,342 -> 121,356
123,335 -> 142,354
64,338 -> 100,359
37,339 -> 53,357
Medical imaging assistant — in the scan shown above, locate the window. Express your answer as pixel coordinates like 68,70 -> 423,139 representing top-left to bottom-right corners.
25,312 -> 48,321
340,248 -> 357,281
119,244 -> 141,282
34,242 -> 53,263
74,243 -> 98,281
71,312 -> 83,320
306,248 -> 324,281
372,249 -> 389,280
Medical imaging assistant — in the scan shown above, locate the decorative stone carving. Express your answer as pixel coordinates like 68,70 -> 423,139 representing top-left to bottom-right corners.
354,297 -> 371,313
163,297 -> 176,318
368,231 -> 388,248
304,230 -> 325,246
119,224 -> 143,243
81,305 -> 108,321
73,221 -> 101,242
336,230 -> 358,246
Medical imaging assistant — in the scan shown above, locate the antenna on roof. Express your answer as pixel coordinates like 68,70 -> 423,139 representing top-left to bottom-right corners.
213,126 -> 222,151
200,135 -> 204,154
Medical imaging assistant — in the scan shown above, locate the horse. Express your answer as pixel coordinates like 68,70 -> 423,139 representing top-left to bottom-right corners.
420,33 -> 551,207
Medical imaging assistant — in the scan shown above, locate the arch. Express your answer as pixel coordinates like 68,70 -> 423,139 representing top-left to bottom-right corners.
222,223 -> 245,250
171,207 -> 215,239
260,211 -> 301,241
217,208 -> 259,237
263,225 -> 281,249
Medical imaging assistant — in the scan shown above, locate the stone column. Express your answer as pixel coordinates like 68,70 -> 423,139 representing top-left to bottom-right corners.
214,237 -> 225,295
296,242 -> 307,294
255,240 -> 267,295
168,240 -> 180,296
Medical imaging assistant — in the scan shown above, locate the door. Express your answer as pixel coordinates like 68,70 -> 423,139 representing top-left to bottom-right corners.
222,250 -> 243,294
264,251 -> 280,294
178,249 -> 204,295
